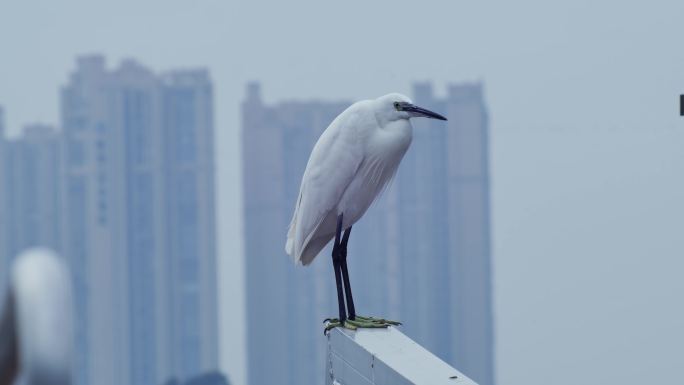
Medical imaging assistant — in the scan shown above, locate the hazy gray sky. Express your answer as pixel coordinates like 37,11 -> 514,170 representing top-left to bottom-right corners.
2,1 -> 683,385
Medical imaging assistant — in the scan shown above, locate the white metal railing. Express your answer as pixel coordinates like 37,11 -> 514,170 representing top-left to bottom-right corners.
0,249 -> 73,385
326,326 -> 479,385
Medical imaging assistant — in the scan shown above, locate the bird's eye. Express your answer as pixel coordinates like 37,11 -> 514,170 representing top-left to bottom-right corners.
393,102 -> 401,111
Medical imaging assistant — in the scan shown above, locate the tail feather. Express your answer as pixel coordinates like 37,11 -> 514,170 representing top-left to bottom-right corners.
298,233 -> 334,266
285,214 -> 334,266
285,224 -> 296,262
285,190 -> 302,263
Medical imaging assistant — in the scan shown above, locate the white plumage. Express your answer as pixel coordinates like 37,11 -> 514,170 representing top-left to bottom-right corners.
285,93 -> 446,265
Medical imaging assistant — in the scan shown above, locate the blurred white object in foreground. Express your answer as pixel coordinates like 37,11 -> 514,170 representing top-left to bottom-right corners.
0,249 -> 73,385
326,326 -> 478,385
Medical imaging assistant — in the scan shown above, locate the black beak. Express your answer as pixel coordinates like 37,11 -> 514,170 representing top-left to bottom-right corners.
404,104 -> 447,121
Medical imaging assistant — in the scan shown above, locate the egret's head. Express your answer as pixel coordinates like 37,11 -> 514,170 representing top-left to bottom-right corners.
375,93 -> 448,123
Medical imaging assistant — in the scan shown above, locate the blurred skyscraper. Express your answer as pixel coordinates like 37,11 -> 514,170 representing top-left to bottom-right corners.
0,122 -> 62,294
0,106 -> 8,289
242,82 -> 494,385
398,83 -> 494,385
241,83 -> 349,385
60,55 -> 218,385
161,70 -> 218,381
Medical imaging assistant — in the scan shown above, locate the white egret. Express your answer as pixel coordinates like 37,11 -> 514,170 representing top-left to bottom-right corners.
285,93 -> 447,331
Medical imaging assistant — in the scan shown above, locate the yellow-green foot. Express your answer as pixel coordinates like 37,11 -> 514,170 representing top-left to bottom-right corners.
324,316 -> 401,334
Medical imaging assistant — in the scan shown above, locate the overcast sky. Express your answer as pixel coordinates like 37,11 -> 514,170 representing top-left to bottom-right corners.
2,1 -> 684,385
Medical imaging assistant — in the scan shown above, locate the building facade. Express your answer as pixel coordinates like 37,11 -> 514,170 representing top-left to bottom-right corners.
242,83 -> 494,385
160,70 -> 219,381
398,83 -> 495,385
59,55 -> 218,385
242,83 -> 350,385
0,106 -> 8,290
0,122 -> 63,295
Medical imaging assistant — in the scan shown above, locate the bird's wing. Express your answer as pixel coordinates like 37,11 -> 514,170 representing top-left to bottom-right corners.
286,105 -> 366,265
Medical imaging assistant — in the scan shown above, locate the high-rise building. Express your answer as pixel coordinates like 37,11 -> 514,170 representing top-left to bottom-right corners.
5,124 -> 63,255
160,70 -> 219,380
0,106 -> 8,290
242,83 -> 350,385
242,83 -> 494,385
398,82 -> 495,385
60,55 -> 218,385
0,122 -> 63,293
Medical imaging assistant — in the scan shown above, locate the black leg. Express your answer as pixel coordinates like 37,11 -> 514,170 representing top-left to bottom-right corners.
339,226 -> 356,320
332,214 -> 346,323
